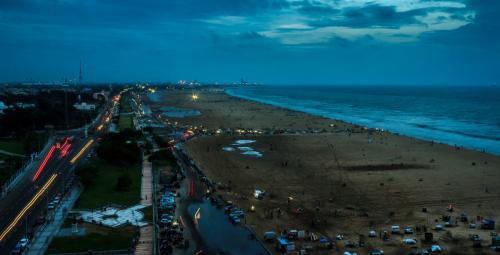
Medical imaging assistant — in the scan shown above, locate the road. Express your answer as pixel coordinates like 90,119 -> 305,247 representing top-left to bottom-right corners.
0,98 -> 117,254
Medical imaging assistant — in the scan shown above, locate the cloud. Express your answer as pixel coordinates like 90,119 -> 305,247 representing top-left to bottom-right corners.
202,0 -> 475,45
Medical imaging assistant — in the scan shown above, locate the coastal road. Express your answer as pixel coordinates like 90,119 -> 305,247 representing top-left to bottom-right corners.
0,135 -> 97,253
0,100 -> 116,254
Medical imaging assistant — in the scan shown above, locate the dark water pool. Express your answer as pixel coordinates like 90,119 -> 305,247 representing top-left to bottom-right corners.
187,198 -> 270,255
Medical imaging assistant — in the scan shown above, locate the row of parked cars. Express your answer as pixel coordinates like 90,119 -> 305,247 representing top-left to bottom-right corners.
47,192 -> 63,210
223,203 -> 245,224
158,189 -> 187,254
11,193 -> 64,254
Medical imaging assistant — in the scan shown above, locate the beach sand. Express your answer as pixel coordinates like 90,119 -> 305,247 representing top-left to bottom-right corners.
150,89 -> 500,254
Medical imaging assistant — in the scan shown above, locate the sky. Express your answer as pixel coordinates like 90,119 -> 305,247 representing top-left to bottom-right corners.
0,0 -> 499,85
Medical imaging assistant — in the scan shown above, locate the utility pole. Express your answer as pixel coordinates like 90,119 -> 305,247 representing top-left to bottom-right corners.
65,87 -> 69,130
79,59 -> 83,85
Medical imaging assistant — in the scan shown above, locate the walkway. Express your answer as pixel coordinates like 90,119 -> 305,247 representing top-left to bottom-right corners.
134,152 -> 154,255
0,149 -> 25,157
25,185 -> 82,255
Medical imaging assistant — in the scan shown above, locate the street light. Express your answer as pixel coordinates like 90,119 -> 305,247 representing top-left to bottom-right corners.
191,93 -> 199,101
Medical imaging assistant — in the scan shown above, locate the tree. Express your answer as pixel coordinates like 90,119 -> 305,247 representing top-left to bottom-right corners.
116,173 -> 132,191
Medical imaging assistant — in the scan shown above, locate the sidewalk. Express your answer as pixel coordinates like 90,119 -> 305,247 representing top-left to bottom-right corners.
134,152 -> 154,255
25,185 -> 82,255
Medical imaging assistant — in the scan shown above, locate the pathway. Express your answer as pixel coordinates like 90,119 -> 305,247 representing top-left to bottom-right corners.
0,149 -> 25,157
25,185 -> 82,255
134,152 -> 154,255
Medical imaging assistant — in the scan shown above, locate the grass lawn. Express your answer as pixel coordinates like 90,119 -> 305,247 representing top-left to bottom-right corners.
75,161 -> 141,209
46,225 -> 136,254
0,139 -> 25,155
118,115 -> 134,130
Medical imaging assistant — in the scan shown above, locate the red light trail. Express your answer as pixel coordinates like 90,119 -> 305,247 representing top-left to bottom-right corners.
32,145 -> 56,182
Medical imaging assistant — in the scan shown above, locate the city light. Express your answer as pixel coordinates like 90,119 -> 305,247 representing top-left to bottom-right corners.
0,174 -> 58,241
70,139 -> 94,164
191,93 -> 199,101
32,145 -> 56,182
194,207 -> 201,222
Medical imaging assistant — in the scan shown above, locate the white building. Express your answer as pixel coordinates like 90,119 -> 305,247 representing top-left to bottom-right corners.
73,102 -> 96,111
0,101 -> 7,114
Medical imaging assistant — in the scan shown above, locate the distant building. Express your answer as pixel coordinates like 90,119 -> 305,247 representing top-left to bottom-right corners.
73,102 -> 96,111
0,101 -> 7,114
14,103 -> 35,108
93,91 -> 109,101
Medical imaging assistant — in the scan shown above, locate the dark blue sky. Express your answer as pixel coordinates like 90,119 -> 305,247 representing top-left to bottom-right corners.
1,0 -> 499,85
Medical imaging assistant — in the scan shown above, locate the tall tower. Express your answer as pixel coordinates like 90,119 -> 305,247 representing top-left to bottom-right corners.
79,59 -> 83,84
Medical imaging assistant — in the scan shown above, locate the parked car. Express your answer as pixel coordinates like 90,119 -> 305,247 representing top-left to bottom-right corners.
369,249 -> 384,255
402,238 -> 417,245
18,238 -> 29,248
48,202 -> 55,209
391,225 -> 400,234
368,230 -> 377,237
404,227 -> 414,234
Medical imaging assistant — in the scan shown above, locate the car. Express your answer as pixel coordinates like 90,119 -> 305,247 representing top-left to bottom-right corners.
18,238 -> 29,248
402,238 -> 417,245
404,227 -> 414,234
369,249 -> 384,255
161,214 -> 173,220
229,210 -> 244,218
391,225 -> 400,234
160,205 -> 175,211
368,230 -> 377,237
431,245 -> 442,253
230,215 -> 241,224
160,218 -> 172,224
435,224 -> 444,231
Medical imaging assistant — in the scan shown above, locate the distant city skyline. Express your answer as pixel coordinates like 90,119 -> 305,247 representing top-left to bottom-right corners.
1,0 -> 499,85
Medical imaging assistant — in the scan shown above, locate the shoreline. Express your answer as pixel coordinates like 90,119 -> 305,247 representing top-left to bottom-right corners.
151,89 -> 500,255
225,87 -> 500,156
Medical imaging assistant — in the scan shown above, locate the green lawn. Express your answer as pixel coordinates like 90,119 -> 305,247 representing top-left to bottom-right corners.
75,161 -> 141,209
0,139 -> 25,155
46,226 -> 136,254
118,115 -> 134,130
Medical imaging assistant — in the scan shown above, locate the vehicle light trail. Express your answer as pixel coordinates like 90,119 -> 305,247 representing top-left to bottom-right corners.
59,143 -> 71,158
70,139 -> 94,164
32,145 -> 56,182
0,174 -> 58,241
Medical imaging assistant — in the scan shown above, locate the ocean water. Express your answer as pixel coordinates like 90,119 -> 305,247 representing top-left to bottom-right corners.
226,85 -> 500,155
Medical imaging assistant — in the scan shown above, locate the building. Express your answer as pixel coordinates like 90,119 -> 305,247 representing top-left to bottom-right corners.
93,91 -> 110,101
73,102 -> 96,111
14,103 -> 35,108
0,101 -> 7,114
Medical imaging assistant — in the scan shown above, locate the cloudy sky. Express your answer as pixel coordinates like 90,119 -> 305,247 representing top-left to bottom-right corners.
0,0 -> 499,85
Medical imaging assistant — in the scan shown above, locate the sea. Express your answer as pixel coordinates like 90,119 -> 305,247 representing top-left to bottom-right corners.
226,85 -> 500,155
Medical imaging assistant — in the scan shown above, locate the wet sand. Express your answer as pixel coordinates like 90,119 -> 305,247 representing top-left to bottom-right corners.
150,89 -> 500,254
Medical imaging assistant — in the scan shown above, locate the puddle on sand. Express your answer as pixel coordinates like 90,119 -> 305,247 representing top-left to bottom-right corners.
242,151 -> 263,157
188,199 -> 269,255
237,146 -> 253,151
232,140 -> 256,145
222,140 -> 264,157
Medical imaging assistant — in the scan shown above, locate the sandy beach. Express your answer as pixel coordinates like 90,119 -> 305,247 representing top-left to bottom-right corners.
150,89 -> 500,254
